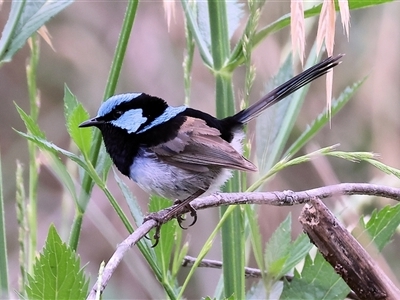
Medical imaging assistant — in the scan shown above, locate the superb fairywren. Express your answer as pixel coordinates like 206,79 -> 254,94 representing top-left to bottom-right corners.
80,55 -> 341,244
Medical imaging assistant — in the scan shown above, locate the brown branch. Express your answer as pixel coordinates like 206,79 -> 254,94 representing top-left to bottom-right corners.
86,183 -> 400,299
300,198 -> 400,300
182,255 -> 266,279
181,255 -> 361,300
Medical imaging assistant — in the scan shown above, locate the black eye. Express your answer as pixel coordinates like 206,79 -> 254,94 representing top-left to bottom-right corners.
112,110 -> 123,119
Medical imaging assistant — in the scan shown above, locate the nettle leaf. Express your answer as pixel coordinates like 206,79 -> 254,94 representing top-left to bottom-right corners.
281,253 -> 350,300
265,215 -> 291,277
358,203 -> 400,251
67,103 -> 92,157
24,225 -> 89,300
265,215 -> 313,280
63,85 -> 79,124
0,0 -> 73,63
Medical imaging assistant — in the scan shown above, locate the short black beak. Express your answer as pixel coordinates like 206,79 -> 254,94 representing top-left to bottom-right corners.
79,117 -> 103,128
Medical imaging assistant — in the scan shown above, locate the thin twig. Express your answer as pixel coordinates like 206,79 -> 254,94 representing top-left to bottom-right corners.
86,183 -> 400,299
181,255 -> 361,300
182,255 -> 266,279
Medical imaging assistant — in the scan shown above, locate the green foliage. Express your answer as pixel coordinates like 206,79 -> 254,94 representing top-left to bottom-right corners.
148,197 -> 177,278
361,203 -> 400,251
281,253 -> 350,299
64,86 -> 93,158
24,225 -> 89,300
6,0 -> 399,298
265,215 -> 312,280
0,0 -> 73,64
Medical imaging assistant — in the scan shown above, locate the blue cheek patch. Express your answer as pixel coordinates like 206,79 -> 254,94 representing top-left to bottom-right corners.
98,93 -> 142,116
137,106 -> 186,134
111,109 -> 147,133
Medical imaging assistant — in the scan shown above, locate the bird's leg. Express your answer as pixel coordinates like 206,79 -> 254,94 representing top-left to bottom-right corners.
143,189 -> 205,247
174,189 -> 205,229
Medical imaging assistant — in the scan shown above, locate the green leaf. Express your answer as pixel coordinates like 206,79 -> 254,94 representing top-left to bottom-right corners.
63,86 -> 92,157
24,225 -> 89,300
0,0 -> 73,63
63,85 -> 79,123
148,196 -> 176,279
114,170 -> 144,226
265,215 -> 291,278
15,131 -> 103,188
16,102 -> 81,206
282,234 -> 313,277
359,203 -> 400,251
15,103 -> 45,138
281,253 -> 350,300
265,216 -> 312,280
194,2 -> 244,49
67,103 -> 92,157
284,79 -> 365,158
181,0 -> 213,67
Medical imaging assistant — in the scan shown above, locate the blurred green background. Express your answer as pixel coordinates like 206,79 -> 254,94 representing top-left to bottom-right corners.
1,1 -> 400,299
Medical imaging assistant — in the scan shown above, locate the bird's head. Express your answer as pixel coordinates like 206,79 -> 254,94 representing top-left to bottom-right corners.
79,93 -> 186,135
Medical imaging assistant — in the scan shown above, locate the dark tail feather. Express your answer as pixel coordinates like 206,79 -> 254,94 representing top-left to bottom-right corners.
232,55 -> 343,124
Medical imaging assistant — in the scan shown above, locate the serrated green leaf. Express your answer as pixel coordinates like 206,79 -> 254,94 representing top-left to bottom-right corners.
63,85 -> 79,125
67,103 -> 92,157
281,253 -> 350,300
0,0 -> 73,63
359,204 -> 400,251
265,216 -> 313,281
24,225 -> 89,300
265,215 -> 291,277
280,234 -> 313,277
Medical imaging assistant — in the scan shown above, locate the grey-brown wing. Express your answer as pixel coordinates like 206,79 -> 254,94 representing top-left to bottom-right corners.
151,117 -> 257,172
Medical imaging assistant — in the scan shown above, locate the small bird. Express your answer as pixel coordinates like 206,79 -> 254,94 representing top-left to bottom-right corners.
80,55 -> 342,245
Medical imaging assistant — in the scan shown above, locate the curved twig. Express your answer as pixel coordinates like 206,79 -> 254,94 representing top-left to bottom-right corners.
86,183 -> 400,299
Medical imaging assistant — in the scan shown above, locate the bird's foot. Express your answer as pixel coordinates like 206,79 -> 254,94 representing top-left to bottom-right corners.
175,203 -> 197,229
143,189 -> 205,247
143,208 -> 173,248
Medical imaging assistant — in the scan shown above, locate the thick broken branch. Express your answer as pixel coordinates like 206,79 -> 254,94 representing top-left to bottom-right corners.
300,198 -> 400,299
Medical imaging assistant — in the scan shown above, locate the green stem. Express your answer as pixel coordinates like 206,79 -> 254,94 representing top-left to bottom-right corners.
68,0 -> 139,250
208,1 -> 245,298
26,34 -> 40,273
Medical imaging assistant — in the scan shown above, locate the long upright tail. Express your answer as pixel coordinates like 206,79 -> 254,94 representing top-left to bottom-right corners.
232,55 -> 343,124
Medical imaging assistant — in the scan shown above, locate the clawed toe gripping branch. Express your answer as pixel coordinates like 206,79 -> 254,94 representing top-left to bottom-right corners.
86,183 -> 400,299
